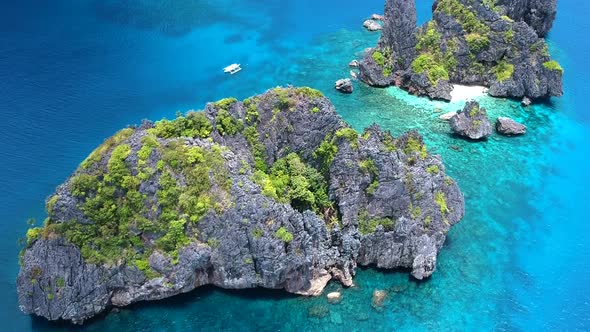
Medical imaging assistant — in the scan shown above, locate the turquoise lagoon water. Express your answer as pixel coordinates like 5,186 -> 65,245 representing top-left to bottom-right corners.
1,0 -> 589,330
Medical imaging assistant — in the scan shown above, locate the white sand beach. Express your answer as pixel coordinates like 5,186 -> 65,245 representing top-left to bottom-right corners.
450,84 -> 487,102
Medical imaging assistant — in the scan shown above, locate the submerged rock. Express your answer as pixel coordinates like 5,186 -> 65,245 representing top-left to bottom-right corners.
335,78 -> 353,93
496,117 -> 527,135
327,292 -> 342,304
372,289 -> 388,308
18,87 -> 464,324
359,0 -> 563,101
450,101 -> 492,140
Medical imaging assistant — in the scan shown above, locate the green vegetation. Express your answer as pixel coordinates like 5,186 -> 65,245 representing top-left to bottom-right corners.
26,227 -> 42,246
34,126 -> 231,267
150,112 -> 213,139
214,97 -> 238,111
275,226 -> 294,243
215,109 -> 244,136
543,60 -> 564,74
412,54 -> 449,85
252,153 -> 331,214
372,51 -> 386,66
56,277 -> 65,288
427,165 -> 440,174
358,211 -> 395,235
469,103 -> 481,117
310,107 -> 320,114
492,60 -> 514,82
313,134 -> 339,174
465,33 -> 490,53
424,216 -> 432,228
435,191 -> 450,215
243,126 -> 267,172
252,228 -> 263,239
416,21 -> 442,53
335,127 -> 359,149
366,180 -> 379,196
436,0 -> 490,36
504,29 -> 514,43
295,87 -> 324,100
403,136 -> 428,160
410,204 -> 422,219
81,128 -> 134,169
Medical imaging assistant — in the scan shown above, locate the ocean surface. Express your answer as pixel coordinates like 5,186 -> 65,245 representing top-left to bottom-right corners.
1,0 -> 589,330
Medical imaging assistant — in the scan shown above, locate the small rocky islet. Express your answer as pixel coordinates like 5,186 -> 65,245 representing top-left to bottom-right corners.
359,0 -> 563,101
18,87 -> 464,323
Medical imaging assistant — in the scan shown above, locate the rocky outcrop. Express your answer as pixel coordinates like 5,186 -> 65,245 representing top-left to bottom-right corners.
450,101 -> 492,139
335,78 -> 353,93
496,117 -> 527,135
360,0 -> 563,101
497,0 -> 557,37
18,87 -> 464,324
363,19 -> 383,31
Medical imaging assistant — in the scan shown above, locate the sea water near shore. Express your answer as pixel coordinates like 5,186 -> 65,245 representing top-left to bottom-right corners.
1,0 -> 589,330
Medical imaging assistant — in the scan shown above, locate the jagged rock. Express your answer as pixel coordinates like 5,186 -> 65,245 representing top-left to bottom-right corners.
450,101 -> 492,140
440,111 -> 457,121
327,292 -> 342,304
335,78 -> 353,93
360,0 -> 563,101
496,117 -> 527,135
521,96 -> 532,106
349,60 -> 359,68
497,0 -> 557,37
371,14 -> 385,21
18,87 -> 464,324
350,70 -> 358,81
363,19 -> 382,31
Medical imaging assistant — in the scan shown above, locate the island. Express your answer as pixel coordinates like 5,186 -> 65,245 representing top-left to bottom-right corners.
359,0 -> 563,101
18,87 -> 464,324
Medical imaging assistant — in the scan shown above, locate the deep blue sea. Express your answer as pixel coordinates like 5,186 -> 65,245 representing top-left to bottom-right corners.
1,0 -> 589,330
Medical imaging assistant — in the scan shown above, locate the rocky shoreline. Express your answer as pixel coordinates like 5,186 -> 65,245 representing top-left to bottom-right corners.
359,0 -> 563,101
18,87 -> 464,324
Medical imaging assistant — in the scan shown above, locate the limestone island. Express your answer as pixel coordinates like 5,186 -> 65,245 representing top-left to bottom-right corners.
18,87 -> 464,324
360,0 -> 563,101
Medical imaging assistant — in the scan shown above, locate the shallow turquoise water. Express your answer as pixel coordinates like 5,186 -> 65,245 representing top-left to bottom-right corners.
1,0 -> 589,331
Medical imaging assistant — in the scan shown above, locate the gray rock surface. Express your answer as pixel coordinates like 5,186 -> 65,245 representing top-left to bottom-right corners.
360,0 -> 562,101
363,19 -> 383,31
450,101 -> 492,140
497,0 -> 557,37
496,117 -> 527,135
18,87 -> 464,324
335,78 -> 353,93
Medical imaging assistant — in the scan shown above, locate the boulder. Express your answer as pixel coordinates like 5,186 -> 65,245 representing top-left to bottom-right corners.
521,96 -> 532,107
371,14 -> 384,21
349,60 -> 359,68
327,292 -> 342,304
496,117 -> 527,135
335,78 -> 353,93
363,19 -> 382,31
449,101 -> 492,140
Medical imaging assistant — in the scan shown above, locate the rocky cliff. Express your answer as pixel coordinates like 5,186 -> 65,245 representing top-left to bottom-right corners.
18,87 -> 464,324
360,0 -> 563,101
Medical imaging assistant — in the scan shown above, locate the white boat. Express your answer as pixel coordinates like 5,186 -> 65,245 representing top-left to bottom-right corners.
223,63 -> 242,74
